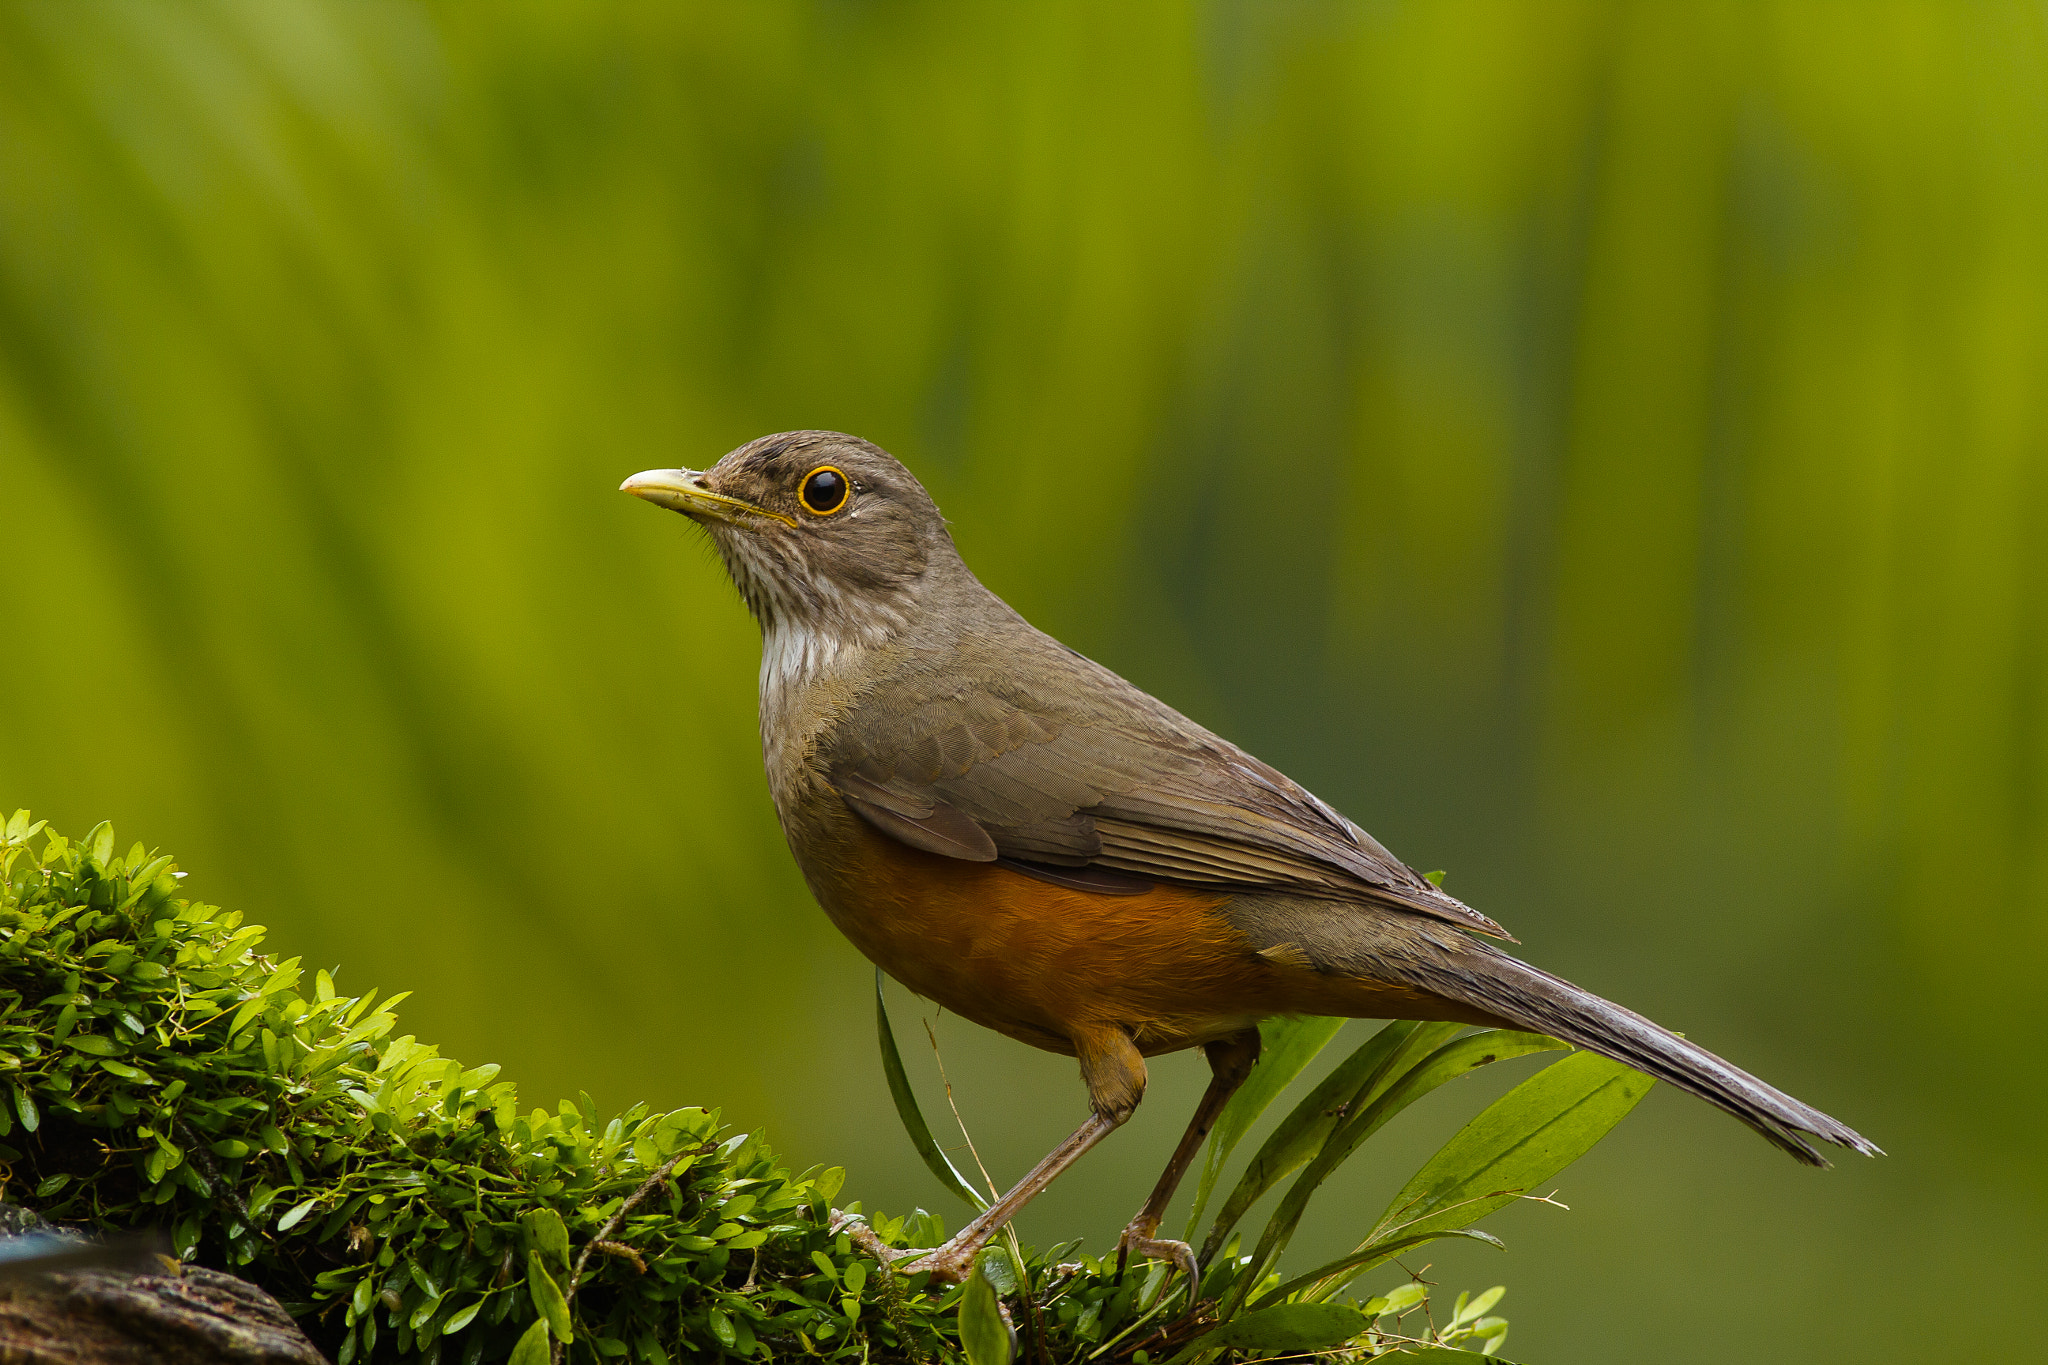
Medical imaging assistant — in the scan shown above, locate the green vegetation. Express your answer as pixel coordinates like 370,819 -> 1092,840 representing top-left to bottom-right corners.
0,811 -> 1652,1362
883,982 -> 1648,1365
0,809 -> 935,1364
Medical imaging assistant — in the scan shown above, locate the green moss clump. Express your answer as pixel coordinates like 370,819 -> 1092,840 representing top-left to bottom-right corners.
0,811 -> 1001,1363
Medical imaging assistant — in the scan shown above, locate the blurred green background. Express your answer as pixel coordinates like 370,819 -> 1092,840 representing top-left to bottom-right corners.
4,1 -> 2045,1359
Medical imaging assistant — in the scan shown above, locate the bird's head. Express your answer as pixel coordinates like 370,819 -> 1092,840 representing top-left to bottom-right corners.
622,431 -> 958,643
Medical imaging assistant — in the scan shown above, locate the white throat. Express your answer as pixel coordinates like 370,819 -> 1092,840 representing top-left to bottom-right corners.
758,617 -> 861,697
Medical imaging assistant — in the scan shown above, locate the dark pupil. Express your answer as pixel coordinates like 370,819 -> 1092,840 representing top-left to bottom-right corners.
802,469 -> 847,512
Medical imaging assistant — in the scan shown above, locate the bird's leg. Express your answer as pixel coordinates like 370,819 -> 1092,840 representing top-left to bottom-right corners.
1114,1028 -> 1261,1307
898,1028 -> 1147,1285
897,1113 -> 1121,1283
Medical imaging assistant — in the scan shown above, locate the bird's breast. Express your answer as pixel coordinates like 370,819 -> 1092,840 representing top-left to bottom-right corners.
780,793 -> 1315,1055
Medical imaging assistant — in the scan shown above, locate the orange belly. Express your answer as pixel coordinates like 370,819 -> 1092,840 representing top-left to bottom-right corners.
801,815 -> 1467,1056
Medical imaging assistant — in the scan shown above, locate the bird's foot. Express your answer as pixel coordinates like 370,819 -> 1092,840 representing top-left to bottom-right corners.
830,1209 -> 986,1285
1114,1220 -> 1200,1311
829,1210 -> 933,1271
896,1238 -> 984,1286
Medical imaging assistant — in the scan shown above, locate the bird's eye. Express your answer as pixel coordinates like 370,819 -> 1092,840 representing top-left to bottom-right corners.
799,465 -> 851,516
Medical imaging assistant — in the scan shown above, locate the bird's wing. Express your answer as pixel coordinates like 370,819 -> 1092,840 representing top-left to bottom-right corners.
821,643 -> 1512,939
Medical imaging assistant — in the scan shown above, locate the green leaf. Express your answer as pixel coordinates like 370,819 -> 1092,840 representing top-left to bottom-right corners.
14,1086 -> 38,1134
442,1300 -> 483,1334
522,1207 -> 571,1266
1379,1282 -> 1429,1315
1201,1021 -> 1428,1261
1260,1228 -> 1505,1304
528,1251 -> 574,1343
64,1034 -> 118,1055
1184,1015 -> 1345,1238
89,822 -> 114,867
276,1198 -> 319,1231
1280,1051 -> 1651,1306
1235,1028 -> 1564,1307
228,996 -> 267,1039
507,1317 -> 551,1365
1372,1050 -> 1650,1240
1452,1285 -> 1504,1327
1169,1302 -> 1368,1363
875,969 -> 987,1210
957,1261 -> 1012,1365
976,1245 -> 1017,1295
1383,1350 -> 1526,1363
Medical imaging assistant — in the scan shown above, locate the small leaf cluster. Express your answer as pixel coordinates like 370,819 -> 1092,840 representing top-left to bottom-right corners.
0,812 -> 998,1363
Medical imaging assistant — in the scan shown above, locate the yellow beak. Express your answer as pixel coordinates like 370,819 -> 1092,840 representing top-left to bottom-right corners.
619,469 -> 797,528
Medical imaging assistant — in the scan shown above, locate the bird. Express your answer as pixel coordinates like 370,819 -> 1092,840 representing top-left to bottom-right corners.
621,430 -> 1877,1287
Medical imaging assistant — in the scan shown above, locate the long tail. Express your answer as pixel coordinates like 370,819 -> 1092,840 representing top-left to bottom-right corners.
1405,939 -> 1880,1166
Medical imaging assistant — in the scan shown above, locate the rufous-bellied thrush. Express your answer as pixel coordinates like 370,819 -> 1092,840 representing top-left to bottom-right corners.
622,431 -> 1876,1287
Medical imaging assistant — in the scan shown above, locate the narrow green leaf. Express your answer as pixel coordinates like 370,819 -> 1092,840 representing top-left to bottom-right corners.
958,1261 -> 1013,1365
507,1317 -> 551,1365
1384,1349 -> 1527,1364
1288,1051 -> 1651,1306
1184,1015 -> 1345,1238
1234,1028 -> 1562,1307
527,1251 -> 574,1343
875,969 -> 987,1210
229,996 -> 267,1039
64,1034 -> 118,1056
1201,1021 -> 1424,1262
1368,1051 -> 1650,1246
1168,1302 -> 1368,1364
442,1300 -> 483,1335
1258,1228 -> 1506,1305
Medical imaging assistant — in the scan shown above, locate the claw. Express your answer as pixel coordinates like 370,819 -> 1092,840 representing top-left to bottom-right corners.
899,1241 -> 980,1285
830,1210 -> 934,1272
1115,1219 -> 1201,1313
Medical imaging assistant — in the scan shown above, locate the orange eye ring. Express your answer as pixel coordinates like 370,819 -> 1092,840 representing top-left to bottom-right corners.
799,465 -> 852,516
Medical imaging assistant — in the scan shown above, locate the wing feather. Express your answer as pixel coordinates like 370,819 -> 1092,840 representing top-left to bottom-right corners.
820,641 -> 1513,939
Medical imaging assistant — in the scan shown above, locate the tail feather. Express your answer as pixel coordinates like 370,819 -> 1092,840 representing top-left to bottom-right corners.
1411,942 -> 1881,1166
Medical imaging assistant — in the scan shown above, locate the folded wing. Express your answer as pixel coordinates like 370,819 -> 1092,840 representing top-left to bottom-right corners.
821,644 -> 1512,940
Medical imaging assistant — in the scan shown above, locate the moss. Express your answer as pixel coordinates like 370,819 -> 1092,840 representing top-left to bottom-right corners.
0,811 -> 1018,1363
